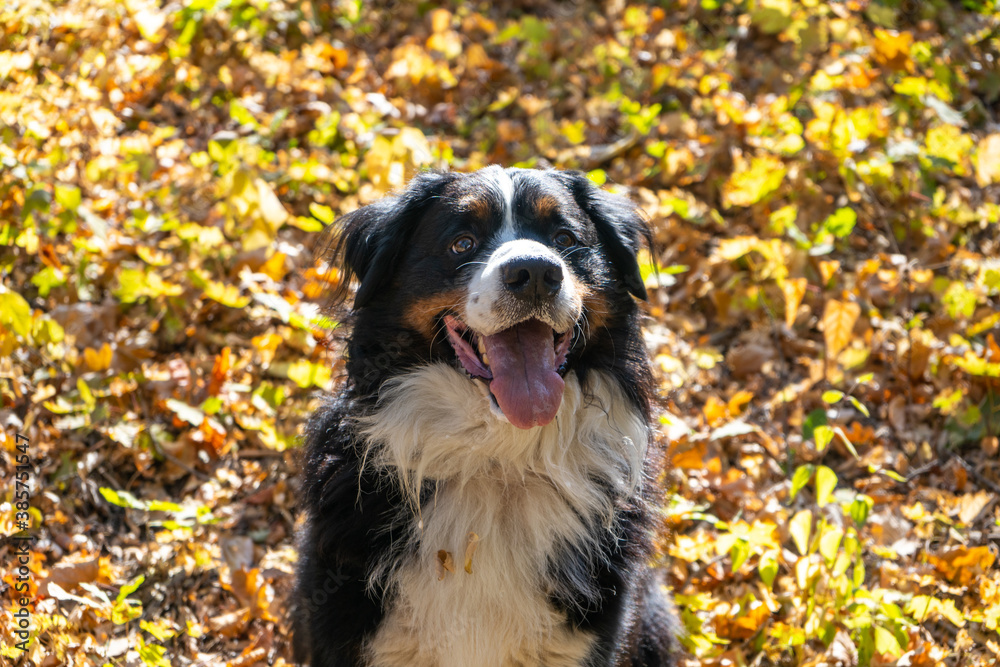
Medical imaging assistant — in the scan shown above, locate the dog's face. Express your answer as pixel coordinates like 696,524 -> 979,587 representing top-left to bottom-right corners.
332,166 -> 649,429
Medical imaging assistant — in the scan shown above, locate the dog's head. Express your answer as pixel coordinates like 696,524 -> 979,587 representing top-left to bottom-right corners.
329,166 -> 651,429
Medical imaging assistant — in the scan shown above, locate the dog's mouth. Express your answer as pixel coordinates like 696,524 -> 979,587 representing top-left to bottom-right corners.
443,314 -> 572,430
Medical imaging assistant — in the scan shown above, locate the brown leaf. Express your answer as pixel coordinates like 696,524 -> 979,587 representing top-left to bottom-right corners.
207,608 -> 251,637
436,550 -> 455,580
41,558 -> 100,596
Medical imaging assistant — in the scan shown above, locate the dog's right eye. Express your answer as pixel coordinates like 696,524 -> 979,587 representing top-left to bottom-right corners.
450,235 -> 477,255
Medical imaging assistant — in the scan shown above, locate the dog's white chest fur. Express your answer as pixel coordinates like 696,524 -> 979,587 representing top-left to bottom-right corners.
359,365 -> 647,667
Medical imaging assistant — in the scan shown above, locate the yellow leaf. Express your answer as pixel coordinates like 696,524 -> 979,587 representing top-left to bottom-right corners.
722,155 -> 787,208
822,299 -> 860,359
975,134 -> 1000,186
255,178 -> 289,231
925,124 -> 974,176
815,465 -> 837,506
874,624 -> 904,657
426,31 -> 463,59
429,8 -> 451,33
781,278 -> 807,328
789,509 -> 812,556
717,236 -> 761,261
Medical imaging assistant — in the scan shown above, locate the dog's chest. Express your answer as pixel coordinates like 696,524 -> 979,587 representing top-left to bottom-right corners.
367,473 -> 594,667
359,366 -> 648,667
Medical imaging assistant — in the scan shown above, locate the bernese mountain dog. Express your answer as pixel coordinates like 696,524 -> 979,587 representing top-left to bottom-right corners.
293,166 -> 680,667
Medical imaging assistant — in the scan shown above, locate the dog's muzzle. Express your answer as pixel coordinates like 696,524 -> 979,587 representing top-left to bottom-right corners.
448,240 -> 583,429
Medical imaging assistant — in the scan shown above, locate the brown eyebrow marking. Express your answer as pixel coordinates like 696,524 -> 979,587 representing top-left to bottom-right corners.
534,195 -> 560,218
458,194 -> 491,220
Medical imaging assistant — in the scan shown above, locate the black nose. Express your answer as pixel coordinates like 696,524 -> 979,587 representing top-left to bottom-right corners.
501,256 -> 563,300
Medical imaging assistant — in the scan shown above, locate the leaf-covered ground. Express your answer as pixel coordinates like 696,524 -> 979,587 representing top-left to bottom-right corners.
2,0 -> 1000,665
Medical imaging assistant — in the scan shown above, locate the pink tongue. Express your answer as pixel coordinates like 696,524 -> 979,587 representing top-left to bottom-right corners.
482,319 -> 564,429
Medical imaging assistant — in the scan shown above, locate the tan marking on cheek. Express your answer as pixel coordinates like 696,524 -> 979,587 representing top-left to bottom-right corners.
403,290 -> 467,341
581,290 -> 612,332
534,194 -> 560,219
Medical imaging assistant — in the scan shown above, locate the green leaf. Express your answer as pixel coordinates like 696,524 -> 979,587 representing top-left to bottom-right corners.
802,409 -> 827,440
229,100 -> 259,128
55,184 -> 82,211
136,635 -> 171,667
146,500 -> 184,513
815,465 -> 837,507
835,426 -> 860,459
819,524 -> 844,563
759,549 -> 779,587
874,624 -> 904,657
849,495 -> 874,527
273,359 -> 332,389
790,509 -> 812,556
848,395 -> 870,417
31,266 -> 67,297
141,619 -> 178,641
76,378 -> 96,411
100,487 -> 146,510
730,538 -> 751,573
750,0 -> 793,34
790,464 -> 814,500
116,575 -> 145,604
32,316 -> 65,344
823,207 -> 857,239
853,559 -> 866,587
857,625 -> 874,666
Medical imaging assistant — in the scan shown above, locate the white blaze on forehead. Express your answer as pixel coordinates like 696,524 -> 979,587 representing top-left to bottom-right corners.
465,239 -> 582,336
480,165 -> 516,234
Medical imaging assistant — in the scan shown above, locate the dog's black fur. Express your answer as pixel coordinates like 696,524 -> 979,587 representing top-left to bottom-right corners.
293,168 -> 680,666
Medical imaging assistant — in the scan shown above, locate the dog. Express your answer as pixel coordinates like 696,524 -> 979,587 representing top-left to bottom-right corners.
293,166 -> 680,667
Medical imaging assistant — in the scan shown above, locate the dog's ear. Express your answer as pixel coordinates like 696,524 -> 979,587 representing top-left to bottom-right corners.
555,171 -> 651,300
326,171 -> 455,309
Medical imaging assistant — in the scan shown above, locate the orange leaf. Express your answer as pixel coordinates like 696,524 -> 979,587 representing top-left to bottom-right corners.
251,333 -> 282,367
83,343 -> 113,371
822,299 -> 860,359
208,347 -> 233,396
703,395 -> 728,426
259,252 -> 287,281
670,443 -> 722,474
727,390 -> 754,416
781,278 -> 807,328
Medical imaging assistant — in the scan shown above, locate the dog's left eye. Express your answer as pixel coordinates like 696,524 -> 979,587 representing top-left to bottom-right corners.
553,230 -> 577,248
450,235 -> 477,255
